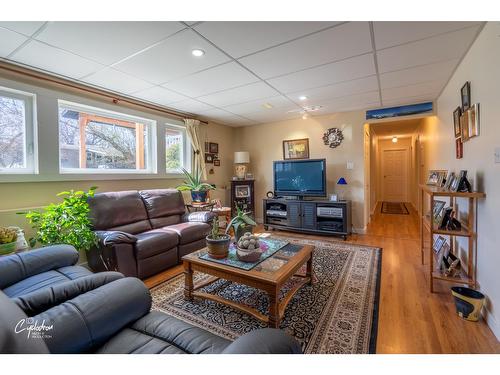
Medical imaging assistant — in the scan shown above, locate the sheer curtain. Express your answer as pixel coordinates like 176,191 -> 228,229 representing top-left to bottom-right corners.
184,118 -> 207,179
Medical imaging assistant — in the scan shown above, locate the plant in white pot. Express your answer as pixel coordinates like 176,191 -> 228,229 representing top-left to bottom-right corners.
176,166 -> 215,203
206,219 -> 231,259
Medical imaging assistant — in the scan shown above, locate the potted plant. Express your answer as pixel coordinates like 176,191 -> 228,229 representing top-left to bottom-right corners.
206,219 -> 231,259
176,165 -> 215,203
20,187 -> 98,252
0,227 -> 18,255
226,206 -> 257,242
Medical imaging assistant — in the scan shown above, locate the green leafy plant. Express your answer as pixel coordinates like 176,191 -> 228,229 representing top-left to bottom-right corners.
20,187 -> 98,251
176,165 -> 215,192
225,206 -> 257,236
207,219 -> 229,240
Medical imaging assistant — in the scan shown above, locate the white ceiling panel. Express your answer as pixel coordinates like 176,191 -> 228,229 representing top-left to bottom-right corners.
243,110 -> 302,124
379,59 -> 458,89
197,82 -> 280,107
0,22 -> 45,36
314,91 -> 381,112
198,108 -> 255,126
267,53 -> 376,93
288,75 -> 379,103
168,99 -> 215,113
238,22 -> 372,79
223,95 -> 296,116
132,86 -> 188,106
83,68 -> 154,94
114,29 -> 230,84
0,29 -> 28,57
374,22 -> 481,50
377,26 -> 481,74
194,21 -> 341,58
162,62 -> 258,97
35,22 -> 185,65
381,81 -> 443,102
383,96 -> 435,108
11,41 -> 104,79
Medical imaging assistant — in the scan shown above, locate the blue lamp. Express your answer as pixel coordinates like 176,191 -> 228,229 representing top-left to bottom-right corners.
336,177 -> 348,201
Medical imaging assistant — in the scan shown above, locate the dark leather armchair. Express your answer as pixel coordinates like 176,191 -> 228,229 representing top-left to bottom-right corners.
0,277 -> 302,354
87,189 -> 217,279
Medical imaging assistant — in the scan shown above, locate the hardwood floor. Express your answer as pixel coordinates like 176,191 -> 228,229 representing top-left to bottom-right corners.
144,203 -> 500,353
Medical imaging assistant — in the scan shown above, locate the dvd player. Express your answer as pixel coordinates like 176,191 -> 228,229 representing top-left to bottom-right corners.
266,209 -> 287,217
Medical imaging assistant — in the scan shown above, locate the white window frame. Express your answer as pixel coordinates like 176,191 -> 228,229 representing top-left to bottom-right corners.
164,122 -> 192,176
58,100 -> 157,174
0,86 -> 38,174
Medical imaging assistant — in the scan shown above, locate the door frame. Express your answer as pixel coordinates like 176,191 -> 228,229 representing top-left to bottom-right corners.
381,147 -> 410,203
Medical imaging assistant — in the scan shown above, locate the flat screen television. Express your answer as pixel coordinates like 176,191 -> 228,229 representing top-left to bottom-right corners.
273,159 -> 326,197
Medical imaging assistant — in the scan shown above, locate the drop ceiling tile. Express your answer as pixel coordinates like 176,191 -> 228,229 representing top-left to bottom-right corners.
288,75 -> 379,103
10,41 -> 104,79
379,59 -> 458,89
238,22 -> 372,79
197,82 -> 280,108
314,91 -> 381,112
194,21 -> 341,58
162,62 -> 258,97
377,26 -> 481,74
83,68 -> 154,94
242,110 -> 302,124
267,53 -> 376,93
381,81 -> 443,102
374,22 -> 482,50
383,96 -> 435,108
0,29 -> 27,57
114,29 -> 230,84
168,99 -> 214,113
223,95 -> 296,115
35,21 -> 185,65
132,86 -> 189,106
198,108 -> 254,126
0,22 -> 45,36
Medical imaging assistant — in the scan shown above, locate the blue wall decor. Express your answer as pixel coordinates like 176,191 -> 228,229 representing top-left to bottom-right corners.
366,102 -> 433,120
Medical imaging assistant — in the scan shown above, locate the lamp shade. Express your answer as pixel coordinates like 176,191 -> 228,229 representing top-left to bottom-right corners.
234,151 -> 250,164
337,177 -> 348,185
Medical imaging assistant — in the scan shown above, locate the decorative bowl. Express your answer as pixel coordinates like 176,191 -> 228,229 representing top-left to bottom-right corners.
236,246 -> 263,262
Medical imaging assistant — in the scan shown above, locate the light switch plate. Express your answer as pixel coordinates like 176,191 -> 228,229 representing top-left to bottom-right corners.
495,147 -> 500,163
346,161 -> 354,170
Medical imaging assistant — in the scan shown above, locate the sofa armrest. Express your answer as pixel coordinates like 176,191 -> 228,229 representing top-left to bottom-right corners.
34,277 -> 151,354
13,271 -> 124,316
182,211 -> 217,224
95,230 -> 138,245
0,244 -> 79,290
221,328 -> 302,354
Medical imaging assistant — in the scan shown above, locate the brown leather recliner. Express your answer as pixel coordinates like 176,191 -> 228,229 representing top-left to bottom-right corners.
87,189 -> 216,279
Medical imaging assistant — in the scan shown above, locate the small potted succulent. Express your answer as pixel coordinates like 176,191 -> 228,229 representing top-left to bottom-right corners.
227,206 -> 257,242
0,226 -> 19,255
236,232 -> 263,262
206,219 -> 231,259
176,166 -> 215,203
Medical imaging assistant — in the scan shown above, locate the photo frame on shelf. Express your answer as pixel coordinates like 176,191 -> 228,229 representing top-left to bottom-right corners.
426,170 -> 448,186
453,107 -> 462,138
436,242 -> 451,271
283,138 -> 310,160
433,200 -> 446,220
450,174 -> 461,192
235,185 -> 250,198
433,235 -> 446,254
444,171 -> 455,190
461,81 -> 471,111
456,137 -> 463,159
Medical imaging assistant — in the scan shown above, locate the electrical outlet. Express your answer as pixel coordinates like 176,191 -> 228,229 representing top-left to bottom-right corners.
495,147 -> 500,163
346,161 -> 354,170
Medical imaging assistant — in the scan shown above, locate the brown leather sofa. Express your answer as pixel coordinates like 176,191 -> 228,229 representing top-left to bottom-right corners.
87,189 -> 216,279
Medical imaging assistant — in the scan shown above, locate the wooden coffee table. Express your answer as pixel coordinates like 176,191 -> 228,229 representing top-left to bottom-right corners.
182,240 -> 314,328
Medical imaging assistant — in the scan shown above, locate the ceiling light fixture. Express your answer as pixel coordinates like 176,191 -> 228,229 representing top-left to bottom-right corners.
302,112 -> 309,120
191,49 -> 205,57
392,136 -> 398,143
299,95 -> 308,101
262,102 -> 274,109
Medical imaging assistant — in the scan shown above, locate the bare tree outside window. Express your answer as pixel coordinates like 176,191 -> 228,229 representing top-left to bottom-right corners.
0,95 -> 26,169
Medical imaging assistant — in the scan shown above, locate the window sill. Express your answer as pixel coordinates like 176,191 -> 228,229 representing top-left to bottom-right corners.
0,173 -> 185,183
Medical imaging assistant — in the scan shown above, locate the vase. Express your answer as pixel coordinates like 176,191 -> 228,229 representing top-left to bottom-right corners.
206,234 -> 231,259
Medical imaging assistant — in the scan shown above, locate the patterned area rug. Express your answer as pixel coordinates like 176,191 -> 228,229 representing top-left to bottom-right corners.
151,236 -> 382,354
381,201 -> 409,215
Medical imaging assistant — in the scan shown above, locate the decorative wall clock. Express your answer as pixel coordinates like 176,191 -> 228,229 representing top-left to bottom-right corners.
323,128 -> 344,148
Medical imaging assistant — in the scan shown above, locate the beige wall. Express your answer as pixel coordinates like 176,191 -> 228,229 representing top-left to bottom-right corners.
418,22 -> 500,339
234,111 -> 367,231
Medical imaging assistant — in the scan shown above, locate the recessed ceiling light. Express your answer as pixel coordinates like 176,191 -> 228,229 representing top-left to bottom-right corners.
191,49 -> 205,57
262,103 -> 274,109
302,113 -> 309,120
392,136 -> 398,143
299,95 -> 308,101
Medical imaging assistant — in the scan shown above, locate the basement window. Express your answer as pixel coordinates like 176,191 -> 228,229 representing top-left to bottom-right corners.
165,124 -> 190,174
58,101 -> 156,174
0,87 -> 37,174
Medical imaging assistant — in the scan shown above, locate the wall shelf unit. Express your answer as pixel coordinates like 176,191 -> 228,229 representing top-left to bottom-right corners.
419,184 -> 486,293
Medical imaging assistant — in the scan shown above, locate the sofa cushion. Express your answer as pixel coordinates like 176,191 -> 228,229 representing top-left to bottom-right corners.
88,191 -> 151,234
139,189 -> 185,228
2,265 -> 92,298
134,230 -> 179,260
160,222 -> 210,245
96,311 -> 231,354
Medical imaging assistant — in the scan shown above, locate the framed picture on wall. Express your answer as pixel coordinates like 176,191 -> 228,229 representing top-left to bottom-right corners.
453,107 -> 462,138
213,159 -> 220,166
456,138 -> 463,159
460,113 -> 469,142
205,153 -> 214,163
209,142 -> 219,153
467,103 -> 480,138
461,81 -> 471,111
283,138 -> 310,159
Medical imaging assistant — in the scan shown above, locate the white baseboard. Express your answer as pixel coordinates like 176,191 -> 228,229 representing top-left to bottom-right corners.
352,226 -> 367,234
482,302 -> 500,341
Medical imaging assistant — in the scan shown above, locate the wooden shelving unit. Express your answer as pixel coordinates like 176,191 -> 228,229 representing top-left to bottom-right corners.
419,184 -> 486,292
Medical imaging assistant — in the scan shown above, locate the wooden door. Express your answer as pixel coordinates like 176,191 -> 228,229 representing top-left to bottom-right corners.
382,149 -> 408,202
301,202 -> 316,230
287,202 -> 302,228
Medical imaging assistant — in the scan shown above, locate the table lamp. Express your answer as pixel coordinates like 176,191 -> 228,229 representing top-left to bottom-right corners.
234,151 -> 250,179
337,177 -> 348,200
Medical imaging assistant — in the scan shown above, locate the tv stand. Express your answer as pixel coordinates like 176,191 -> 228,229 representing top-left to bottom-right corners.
263,198 -> 352,240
